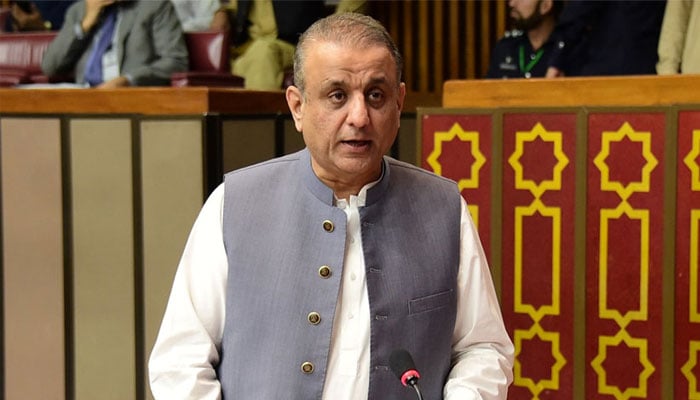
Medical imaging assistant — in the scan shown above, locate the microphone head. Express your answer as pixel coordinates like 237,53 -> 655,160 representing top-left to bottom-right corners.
389,349 -> 421,387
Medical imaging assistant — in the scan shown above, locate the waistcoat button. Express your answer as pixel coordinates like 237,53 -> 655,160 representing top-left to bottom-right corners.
307,312 -> 321,325
322,220 -> 334,232
318,265 -> 331,278
301,361 -> 314,374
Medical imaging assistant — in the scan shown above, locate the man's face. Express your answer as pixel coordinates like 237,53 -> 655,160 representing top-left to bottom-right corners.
509,0 -> 545,31
287,41 -> 406,191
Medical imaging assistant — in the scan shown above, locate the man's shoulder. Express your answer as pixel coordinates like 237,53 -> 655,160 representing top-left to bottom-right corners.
501,29 -> 525,40
132,0 -> 176,14
65,0 -> 84,17
493,29 -> 526,50
386,157 -> 458,188
225,151 -> 302,180
384,158 -> 462,212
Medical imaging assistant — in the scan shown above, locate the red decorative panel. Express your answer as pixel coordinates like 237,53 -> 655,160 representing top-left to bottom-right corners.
586,112 -> 666,399
500,112 -> 577,399
676,110 -> 700,400
421,113 -> 492,256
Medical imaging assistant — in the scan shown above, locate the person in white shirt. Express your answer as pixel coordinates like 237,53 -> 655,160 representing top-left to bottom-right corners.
148,12 -> 514,399
170,0 -> 220,32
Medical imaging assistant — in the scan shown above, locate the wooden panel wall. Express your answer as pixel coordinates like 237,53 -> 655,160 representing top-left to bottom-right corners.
1,118 -> 66,400
70,119 -> 137,400
371,0 -> 505,93
1,115 -> 208,400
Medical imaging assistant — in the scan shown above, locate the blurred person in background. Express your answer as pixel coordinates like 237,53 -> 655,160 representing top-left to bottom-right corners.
170,0 -> 220,32
5,0 -> 75,31
41,0 -> 188,88
209,0 -> 367,90
545,0 -> 666,77
656,0 -> 700,75
487,0 -> 564,79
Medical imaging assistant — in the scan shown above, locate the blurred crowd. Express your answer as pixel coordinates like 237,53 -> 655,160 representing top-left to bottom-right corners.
0,0 -> 697,89
0,0 -> 367,89
488,0 -> 698,79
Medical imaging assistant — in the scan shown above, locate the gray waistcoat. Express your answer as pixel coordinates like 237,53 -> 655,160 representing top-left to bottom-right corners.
218,149 -> 462,399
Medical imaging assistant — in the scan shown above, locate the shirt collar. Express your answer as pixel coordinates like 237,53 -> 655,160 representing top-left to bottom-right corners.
299,148 -> 390,207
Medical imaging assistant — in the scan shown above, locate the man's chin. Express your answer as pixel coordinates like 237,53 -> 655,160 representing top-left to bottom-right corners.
338,159 -> 382,178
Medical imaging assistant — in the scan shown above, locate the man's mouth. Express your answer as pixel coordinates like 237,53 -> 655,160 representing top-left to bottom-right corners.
342,140 -> 371,148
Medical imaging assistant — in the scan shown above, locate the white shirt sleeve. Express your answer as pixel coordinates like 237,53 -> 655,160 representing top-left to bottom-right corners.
148,184 -> 228,400
444,197 -> 515,399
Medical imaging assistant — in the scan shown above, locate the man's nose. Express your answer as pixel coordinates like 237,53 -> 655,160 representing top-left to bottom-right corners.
347,95 -> 370,127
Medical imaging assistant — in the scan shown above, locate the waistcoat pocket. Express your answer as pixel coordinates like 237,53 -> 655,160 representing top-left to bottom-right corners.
408,289 -> 454,315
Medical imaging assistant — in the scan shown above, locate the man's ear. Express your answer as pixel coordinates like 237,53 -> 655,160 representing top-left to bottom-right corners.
286,85 -> 304,132
397,82 -> 406,127
540,0 -> 553,14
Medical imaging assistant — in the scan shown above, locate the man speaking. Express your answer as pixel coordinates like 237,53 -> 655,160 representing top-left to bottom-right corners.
149,12 -> 513,399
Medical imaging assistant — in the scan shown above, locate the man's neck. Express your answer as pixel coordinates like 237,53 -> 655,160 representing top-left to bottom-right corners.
527,16 -> 555,50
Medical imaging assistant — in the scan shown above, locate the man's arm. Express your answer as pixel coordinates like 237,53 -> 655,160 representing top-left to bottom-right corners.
40,2 -> 90,77
443,198 -> 514,399
149,185 -> 228,400
125,0 -> 188,86
656,0 -> 691,75
485,39 -> 509,79
10,2 -> 47,31
80,0 -> 113,33
545,0 -> 604,76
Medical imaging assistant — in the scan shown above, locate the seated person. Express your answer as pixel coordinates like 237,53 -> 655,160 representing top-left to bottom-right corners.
211,0 -> 367,90
41,0 -> 188,88
5,0 -> 75,31
656,0 -> 700,75
487,0 -> 563,79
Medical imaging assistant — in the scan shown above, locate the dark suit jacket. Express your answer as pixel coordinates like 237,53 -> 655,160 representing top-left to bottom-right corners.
548,0 -> 666,76
41,0 -> 188,86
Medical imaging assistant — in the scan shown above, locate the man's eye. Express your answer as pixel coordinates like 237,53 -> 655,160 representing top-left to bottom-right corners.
329,91 -> 346,102
367,90 -> 385,104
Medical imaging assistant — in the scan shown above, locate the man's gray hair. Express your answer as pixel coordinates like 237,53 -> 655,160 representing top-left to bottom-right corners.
293,13 -> 404,94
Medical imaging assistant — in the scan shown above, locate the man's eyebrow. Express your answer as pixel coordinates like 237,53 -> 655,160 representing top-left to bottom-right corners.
320,79 -> 346,90
319,76 -> 391,92
367,76 -> 389,86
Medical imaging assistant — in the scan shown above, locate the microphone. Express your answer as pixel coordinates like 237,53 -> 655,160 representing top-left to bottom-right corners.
389,349 -> 424,400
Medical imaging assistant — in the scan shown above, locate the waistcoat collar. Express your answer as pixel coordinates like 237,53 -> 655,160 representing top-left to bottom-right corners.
299,148 -> 391,207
